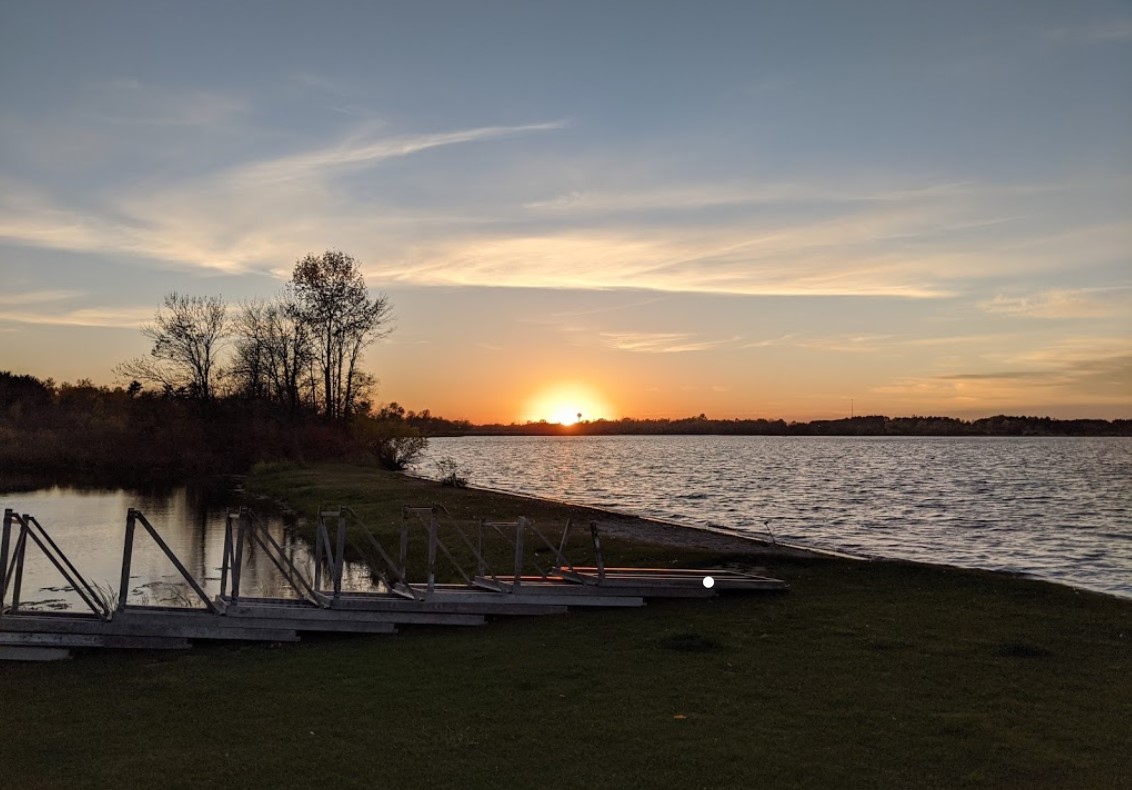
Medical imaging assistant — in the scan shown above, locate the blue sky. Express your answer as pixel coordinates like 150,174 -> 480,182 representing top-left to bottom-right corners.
1,1 -> 1129,421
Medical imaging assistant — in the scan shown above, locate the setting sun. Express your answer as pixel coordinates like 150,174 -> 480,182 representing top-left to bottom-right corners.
522,382 -> 615,425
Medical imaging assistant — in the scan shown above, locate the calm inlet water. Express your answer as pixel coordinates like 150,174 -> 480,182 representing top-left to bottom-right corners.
418,436 -> 1132,599
0,484 -> 379,613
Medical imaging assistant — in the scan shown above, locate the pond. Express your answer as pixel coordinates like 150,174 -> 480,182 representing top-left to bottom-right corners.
0,481 -> 379,612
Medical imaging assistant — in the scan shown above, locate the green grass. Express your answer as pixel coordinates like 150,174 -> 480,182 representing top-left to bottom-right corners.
1,462 -> 1129,789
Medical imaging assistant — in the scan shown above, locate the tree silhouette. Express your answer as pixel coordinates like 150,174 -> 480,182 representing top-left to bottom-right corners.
292,251 -> 392,419
232,287 -> 314,413
115,293 -> 229,401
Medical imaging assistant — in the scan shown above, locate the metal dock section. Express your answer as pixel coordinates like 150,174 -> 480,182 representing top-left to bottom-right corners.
0,505 -> 787,661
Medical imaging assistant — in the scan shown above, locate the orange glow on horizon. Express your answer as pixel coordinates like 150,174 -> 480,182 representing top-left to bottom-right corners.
521,382 -> 616,425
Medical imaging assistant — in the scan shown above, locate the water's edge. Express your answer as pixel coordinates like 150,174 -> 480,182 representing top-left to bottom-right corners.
417,435 -> 1132,599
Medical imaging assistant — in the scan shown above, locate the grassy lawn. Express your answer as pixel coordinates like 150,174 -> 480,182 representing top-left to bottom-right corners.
1,462 -> 1128,789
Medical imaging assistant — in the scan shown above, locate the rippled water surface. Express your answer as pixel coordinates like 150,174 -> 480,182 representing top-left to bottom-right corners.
420,436 -> 1132,598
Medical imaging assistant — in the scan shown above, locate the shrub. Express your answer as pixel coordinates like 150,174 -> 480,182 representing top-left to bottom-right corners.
435,457 -> 467,487
371,434 -> 429,470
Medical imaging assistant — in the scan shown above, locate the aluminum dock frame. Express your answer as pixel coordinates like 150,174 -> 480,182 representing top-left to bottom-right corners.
1,505 -> 787,660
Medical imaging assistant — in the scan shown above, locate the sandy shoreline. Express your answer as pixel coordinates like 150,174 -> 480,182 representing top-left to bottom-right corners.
589,510 -> 835,558
410,473 -> 837,560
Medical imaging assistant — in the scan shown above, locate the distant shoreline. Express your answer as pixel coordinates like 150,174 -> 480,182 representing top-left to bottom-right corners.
410,413 -> 1132,438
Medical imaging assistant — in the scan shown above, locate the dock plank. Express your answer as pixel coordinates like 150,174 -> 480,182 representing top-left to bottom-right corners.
0,645 -> 71,661
224,603 -> 483,627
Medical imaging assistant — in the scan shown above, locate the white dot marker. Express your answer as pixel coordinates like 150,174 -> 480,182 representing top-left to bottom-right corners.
703,575 -> 715,588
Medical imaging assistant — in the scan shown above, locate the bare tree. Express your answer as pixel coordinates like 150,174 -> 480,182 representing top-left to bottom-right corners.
115,293 -> 229,401
291,251 -> 392,419
232,287 -> 314,413
231,303 -> 269,402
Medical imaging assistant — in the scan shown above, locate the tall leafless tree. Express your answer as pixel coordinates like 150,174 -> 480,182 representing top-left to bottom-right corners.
232,287 -> 314,413
292,251 -> 392,419
115,293 -> 229,401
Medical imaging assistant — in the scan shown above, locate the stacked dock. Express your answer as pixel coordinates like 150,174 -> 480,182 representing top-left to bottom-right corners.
0,505 -> 787,661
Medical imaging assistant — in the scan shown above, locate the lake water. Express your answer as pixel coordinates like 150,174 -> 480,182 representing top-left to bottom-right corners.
417,435 -> 1132,599
0,483 -> 379,613
3,435 -> 1129,608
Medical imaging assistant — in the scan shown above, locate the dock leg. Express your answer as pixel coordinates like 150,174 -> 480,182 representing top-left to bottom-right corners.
232,511 -> 246,602
591,522 -> 605,583
117,510 -> 137,611
400,511 -> 409,587
513,518 -> 525,591
426,516 -> 437,595
333,515 -> 346,602
11,524 -> 28,612
220,512 -> 235,599
0,510 -> 13,611
313,520 -> 325,592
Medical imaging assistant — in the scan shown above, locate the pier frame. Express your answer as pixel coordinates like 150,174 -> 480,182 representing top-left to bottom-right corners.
2,509 -> 109,620
220,508 -> 324,606
2,502 -> 786,661
117,508 -> 216,613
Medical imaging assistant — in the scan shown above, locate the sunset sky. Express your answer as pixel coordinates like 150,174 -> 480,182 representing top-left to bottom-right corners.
1,1 -> 1129,423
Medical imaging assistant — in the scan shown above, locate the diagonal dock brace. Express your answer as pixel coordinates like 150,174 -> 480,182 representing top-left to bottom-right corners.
2,509 -> 110,620
118,509 -> 217,614
221,508 -> 325,607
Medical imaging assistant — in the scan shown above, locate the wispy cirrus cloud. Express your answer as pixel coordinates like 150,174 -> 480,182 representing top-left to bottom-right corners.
0,192 -> 263,274
1042,18 -> 1132,44
931,353 -> 1132,396
2,176 -> 1125,296
370,225 -> 956,298
981,286 -> 1132,319
233,121 -> 568,185
935,370 -> 1062,383
2,94 -> 1127,301
362,170 -> 1126,297
289,72 -> 353,96
0,305 -> 154,329
91,78 -> 250,128
0,120 -> 568,274
792,334 -> 895,353
1010,337 -> 1132,368
740,334 -> 797,349
521,179 -> 1058,215
740,332 -> 976,354
0,290 -> 84,306
873,336 -> 1132,411
597,331 -> 740,353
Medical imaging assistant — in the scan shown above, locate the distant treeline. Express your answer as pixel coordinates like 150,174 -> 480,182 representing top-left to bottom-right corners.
0,371 -> 377,483
0,372 -> 434,484
4,370 -> 1128,487
454,414 -> 1132,437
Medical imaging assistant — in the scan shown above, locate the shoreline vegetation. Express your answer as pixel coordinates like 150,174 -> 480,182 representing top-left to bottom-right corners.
2,462 -> 1128,789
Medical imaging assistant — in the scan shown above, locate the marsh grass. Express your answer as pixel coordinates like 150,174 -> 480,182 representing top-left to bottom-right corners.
1,462 -> 1128,790
89,581 -> 119,619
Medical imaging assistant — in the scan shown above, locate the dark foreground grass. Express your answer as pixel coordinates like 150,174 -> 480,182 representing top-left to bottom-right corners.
1,462 -> 1129,790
